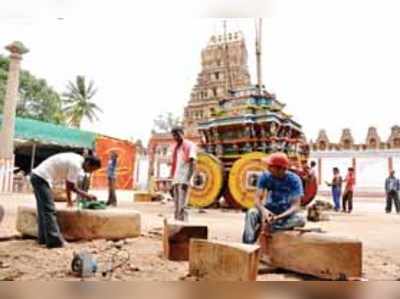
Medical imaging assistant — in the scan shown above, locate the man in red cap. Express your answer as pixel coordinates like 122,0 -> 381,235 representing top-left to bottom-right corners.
242,152 -> 306,244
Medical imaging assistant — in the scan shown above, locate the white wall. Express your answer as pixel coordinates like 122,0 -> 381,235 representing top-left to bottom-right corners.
393,157 -> 400,177
356,158 -> 387,188
314,154 -> 400,191
321,158 -> 352,188
159,163 -> 171,179
136,157 -> 149,190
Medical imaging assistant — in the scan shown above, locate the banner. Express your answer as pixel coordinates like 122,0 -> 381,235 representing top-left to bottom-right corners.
91,137 -> 136,190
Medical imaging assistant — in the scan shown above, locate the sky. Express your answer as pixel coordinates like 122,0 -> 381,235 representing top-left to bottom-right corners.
1,0 -> 400,145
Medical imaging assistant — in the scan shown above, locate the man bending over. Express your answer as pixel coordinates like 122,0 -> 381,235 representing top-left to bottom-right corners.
31,152 -> 101,248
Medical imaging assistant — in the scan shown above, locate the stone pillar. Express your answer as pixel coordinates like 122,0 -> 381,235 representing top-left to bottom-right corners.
147,147 -> 155,182
351,157 -> 357,187
388,157 -> 394,174
156,157 -> 160,178
0,41 -> 28,193
318,158 -> 322,185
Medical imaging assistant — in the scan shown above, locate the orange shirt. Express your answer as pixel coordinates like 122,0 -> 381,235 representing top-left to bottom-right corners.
345,173 -> 356,192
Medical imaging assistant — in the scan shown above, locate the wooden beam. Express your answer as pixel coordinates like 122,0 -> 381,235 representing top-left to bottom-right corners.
263,230 -> 362,280
134,191 -> 152,202
189,239 -> 260,281
163,219 -> 208,261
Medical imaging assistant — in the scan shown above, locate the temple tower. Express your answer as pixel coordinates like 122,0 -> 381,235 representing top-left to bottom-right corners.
183,31 -> 252,136
365,127 -> 382,150
315,130 -> 330,151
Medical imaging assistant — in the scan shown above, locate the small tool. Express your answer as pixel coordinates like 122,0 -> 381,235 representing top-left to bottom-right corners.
71,250 -> 98,278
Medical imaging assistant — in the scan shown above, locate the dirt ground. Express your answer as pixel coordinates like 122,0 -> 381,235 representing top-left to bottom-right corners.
0,191 -> 399,281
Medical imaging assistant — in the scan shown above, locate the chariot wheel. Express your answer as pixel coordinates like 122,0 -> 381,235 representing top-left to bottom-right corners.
188,152 -> 224,208
226,152 -> 268,209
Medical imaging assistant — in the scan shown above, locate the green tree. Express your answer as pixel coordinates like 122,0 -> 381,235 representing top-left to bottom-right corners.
0,55 -> 65,124
153,112 -> 182,133
62,75 -> 102,128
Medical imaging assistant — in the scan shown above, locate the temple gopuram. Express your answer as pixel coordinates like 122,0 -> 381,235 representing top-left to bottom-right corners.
183,32 -> 252,137
311,126 -> 400,195
148,31 -> 253,186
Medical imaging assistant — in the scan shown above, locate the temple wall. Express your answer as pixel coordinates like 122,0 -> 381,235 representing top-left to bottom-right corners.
320,158 -> 352,186
393,157 -> 400,176
312,152 -> 400,195
356,158 -> 387,188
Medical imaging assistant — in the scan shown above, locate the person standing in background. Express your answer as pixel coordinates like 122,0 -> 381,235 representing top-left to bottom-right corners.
342,167 -> 356,213
385,170 -> 400,214
106,151 -> 118,206
326,167 -> 343,212
170,127 -> 197,221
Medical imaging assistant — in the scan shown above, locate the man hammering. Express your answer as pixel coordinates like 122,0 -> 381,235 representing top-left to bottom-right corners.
242,152 -> 305,244
170,127 -> 197,221
30,152 -> 101,248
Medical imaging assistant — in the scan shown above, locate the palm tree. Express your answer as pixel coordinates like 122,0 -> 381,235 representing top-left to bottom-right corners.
63,76 -> 102,128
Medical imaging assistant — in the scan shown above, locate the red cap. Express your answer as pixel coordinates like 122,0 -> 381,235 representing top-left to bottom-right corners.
264,152 -> 290,169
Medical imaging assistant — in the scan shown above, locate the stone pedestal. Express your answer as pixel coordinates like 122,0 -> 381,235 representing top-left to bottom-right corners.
16,205 -> 141,241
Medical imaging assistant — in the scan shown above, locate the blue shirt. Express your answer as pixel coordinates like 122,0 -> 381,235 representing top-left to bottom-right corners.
386,177 -> 400,193
257,171 -> 304,215
107,158 -> 117,179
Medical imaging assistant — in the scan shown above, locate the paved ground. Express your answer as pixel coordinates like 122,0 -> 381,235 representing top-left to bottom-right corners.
0,191 -> 399,281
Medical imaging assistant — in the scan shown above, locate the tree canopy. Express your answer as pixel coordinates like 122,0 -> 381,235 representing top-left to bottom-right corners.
153,112 -> 182,134
0,55 -> 65,124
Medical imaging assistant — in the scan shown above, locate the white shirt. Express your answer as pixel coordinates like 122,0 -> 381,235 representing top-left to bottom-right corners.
32,153 -> 84,187
172,141 -> 197,185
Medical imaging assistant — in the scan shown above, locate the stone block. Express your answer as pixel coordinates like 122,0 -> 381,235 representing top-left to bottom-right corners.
16,205 -> 141,241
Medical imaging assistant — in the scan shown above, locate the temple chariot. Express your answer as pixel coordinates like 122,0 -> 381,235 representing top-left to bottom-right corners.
187,20 -> 317,209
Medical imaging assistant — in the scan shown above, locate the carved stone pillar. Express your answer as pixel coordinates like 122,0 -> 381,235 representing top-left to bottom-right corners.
0,42 -> 28,193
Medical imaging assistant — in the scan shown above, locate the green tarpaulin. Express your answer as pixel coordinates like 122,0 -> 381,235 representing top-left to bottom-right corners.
0,115 -> 97,149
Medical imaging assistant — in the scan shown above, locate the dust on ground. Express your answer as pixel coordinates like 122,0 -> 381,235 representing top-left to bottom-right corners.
0,191 -> 399,281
